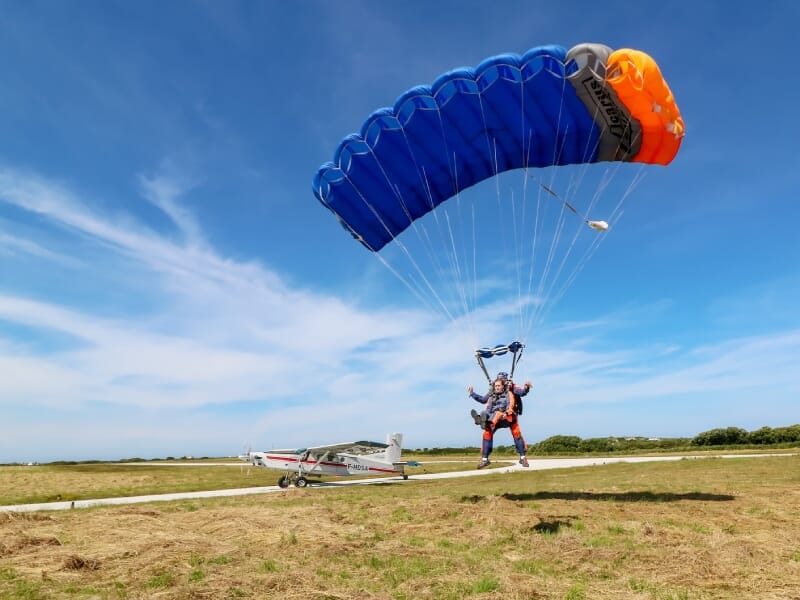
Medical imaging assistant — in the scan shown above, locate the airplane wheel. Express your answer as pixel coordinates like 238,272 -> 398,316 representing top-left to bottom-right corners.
278,476 -> 291,488
403,474 -> 408,480
295,477 -> 308,488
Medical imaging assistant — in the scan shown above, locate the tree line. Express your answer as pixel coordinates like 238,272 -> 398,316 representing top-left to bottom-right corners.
410,424 -> 800,456
529,424 -> 800,454
690,424 -> 800,447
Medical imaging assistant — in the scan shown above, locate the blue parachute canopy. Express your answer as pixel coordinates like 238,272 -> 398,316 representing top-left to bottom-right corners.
313,45 -> 600,251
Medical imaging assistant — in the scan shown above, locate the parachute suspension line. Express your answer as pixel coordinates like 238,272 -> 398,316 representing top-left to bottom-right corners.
360,220 -> 457,324
523,77 -> 638,331
490,135 -> 522,336
534,75 -> 575,301
546,140 -> 647,315
476,76 -> 521,340
491,138 -> 518,319
399,160 -> 456,297
535,206 -> 614,329
413,160 -> 458,285
356,115 -> 449,317
370,250 -> 451,319
475,351 -> 492,384
342,139 -> 448,296
324,172 -> 452,322
522,129 -> 545,340
437,116 -> 484,335
536,194 -> 597,329
529,116 -> 606,324
474,88 -> 528,340
520,142 -> 532,328
509,187 -> 525,338
508,73 -> 529,339
470,200 -> 478,341
389,179 -> 454,307
351,143 -> 460,324
530,164 -> 647,330
531,118 -> 574,331
374,117 -> 473,328
524,183 -> 549,338
492,138 -> 516,325
444,155 -> 476,335
612,164 -> 647,220
379,224 -> 459,324
507,91 -> 532,338
529,171 -> 595,332
457,157 -> 484,346
509,342 -> 524,381
404,168 -> 467,325
351,143 -> 469,325
327,172 -> 396,253
525,62 -> 617,334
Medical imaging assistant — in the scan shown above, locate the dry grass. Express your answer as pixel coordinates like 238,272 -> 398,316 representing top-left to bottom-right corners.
1,455 -> 799,599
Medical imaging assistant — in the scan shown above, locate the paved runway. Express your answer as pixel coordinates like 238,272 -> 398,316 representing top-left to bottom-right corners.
1,453 -> 794,513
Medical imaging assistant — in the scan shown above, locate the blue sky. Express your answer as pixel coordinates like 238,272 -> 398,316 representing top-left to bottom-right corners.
1,2 -> 798,462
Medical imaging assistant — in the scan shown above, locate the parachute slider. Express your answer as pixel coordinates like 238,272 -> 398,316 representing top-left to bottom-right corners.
540,183 -> 608,232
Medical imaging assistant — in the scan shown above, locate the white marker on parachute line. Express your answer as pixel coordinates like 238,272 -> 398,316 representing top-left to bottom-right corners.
588,220 -> 609,231
540,183 -> 609,232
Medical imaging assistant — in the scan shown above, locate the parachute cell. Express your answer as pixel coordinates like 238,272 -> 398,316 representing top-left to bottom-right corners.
313,43 -> 684,252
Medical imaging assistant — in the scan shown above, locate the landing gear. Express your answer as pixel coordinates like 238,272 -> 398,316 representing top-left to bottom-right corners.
277,473 -> 312,488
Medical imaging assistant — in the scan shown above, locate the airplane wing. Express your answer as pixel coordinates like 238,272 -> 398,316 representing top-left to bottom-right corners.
304,440 -> 389,456
260,448 -> 303,455
251,440 -> 389,458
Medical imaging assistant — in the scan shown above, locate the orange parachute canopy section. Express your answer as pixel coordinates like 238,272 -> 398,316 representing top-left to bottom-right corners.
607,49 -> 685,165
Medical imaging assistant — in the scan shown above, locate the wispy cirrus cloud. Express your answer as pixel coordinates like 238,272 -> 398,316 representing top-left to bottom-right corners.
0,229 -> 80,267
138,169 -> 205,246
0,164 -> 798,462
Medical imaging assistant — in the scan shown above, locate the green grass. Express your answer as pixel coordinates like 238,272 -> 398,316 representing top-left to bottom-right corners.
0,580 -> 46,600
564,582 -> 587,599
188,569 -> 205,583
145,571 -> 174,589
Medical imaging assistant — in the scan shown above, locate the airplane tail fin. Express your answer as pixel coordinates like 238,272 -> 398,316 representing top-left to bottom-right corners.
386,433 -> 402,464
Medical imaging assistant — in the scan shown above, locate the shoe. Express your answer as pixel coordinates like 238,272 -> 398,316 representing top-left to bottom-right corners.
519,457 -> 529,468
480,413 -> 488,429
477,459 -> 490,469
470,409 -> 480,426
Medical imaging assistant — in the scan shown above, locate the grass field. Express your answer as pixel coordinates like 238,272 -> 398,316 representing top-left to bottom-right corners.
0,456 -> 488,507
1,453 -> 799,599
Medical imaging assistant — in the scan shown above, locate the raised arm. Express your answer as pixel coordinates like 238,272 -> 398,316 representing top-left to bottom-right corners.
511,381 -> 533,397
468,386 -> 489,404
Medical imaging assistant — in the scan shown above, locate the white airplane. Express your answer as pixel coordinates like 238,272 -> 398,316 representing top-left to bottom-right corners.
241,433 -> 417,488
